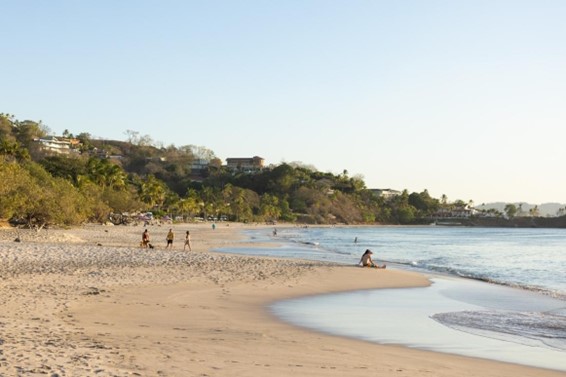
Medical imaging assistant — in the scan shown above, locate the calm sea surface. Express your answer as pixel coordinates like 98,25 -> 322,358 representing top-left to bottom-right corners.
218,226 -> 566,370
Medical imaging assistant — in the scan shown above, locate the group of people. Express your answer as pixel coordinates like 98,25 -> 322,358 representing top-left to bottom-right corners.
141,228 -> 192,251
141,229 -> 383,269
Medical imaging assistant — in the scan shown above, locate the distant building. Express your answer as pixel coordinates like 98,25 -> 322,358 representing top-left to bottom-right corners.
90,147 -> 109,159
145,156 -> 166,162
433,205 -> 479,218
191,158 -> 210,174
369,188 -> 402,199
226,156 -> 265,172
34,136 -> 80,155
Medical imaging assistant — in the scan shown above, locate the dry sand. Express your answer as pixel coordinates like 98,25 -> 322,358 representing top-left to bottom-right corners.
0,223 -> 563,377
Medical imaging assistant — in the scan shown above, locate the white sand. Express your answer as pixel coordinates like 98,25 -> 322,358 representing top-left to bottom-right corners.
0,223 -> 563,376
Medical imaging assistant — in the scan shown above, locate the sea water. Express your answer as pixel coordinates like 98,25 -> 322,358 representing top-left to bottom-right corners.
218,226 -> 566,371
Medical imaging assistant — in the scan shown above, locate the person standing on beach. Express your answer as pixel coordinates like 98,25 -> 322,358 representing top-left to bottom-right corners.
142,229 -> 150,248
184,230 -> 192,251
166,228 -> 174,249
359,249 -> 386,269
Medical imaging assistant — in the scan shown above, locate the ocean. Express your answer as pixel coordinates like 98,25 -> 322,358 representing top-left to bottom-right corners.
218,226 -> 566,371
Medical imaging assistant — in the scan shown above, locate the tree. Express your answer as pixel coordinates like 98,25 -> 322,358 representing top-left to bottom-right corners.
408,189 -> 440,217
47,178 -> 91,225
0,113 -> 16,141
177,188 -> 201,220
76,132 -> 94,152
40,155 -> 87,185
504,204 -> 518,219
14,120 -> 50,146
396,205 -> 416,224
78,181 -> 112,222
453,199 -> 467,208
278,195 -> 296,222
260,193 -> 281,221
86,158 -> 128,190
186,145 -> 216,161
209,157 -> 223,169
0,159 -> 91,228
390,190 -> 417,224
230,187 -> 256,222
124,130 -> 153,146
267,163 -> 297,194
102,186 -> 142,215
0,156 -> 29,219
0,138 -> 30,161
138,175 -> 168,210
200,186 -> 217,219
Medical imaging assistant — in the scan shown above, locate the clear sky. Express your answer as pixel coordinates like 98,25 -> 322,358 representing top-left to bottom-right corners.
2,1 -> 565,205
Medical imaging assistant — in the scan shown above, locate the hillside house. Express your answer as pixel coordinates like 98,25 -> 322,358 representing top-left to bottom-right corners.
433,205 -> 479,218
370,188 -> 402,199
226,156 -> 265,172
191,159 -> 210,175
34,136 -> 80,156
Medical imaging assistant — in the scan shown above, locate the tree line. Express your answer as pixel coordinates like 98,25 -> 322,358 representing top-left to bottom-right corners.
1,113 -> 473,228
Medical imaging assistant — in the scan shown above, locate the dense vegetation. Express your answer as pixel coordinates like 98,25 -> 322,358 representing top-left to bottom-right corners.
1,113 -> 474,228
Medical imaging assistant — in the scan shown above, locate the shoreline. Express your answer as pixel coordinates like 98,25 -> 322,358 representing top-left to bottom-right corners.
1,223 -> 564,376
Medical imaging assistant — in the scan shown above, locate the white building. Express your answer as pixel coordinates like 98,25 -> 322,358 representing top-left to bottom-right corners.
34,136 -> 76,155
370,188 -> 402,199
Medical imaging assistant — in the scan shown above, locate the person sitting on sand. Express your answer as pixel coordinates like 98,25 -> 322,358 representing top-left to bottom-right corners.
359,249 -> 386,269
184,230 -> 192,251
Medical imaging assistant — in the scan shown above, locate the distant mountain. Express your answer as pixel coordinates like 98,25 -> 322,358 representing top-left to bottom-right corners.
476,202 -> 566,217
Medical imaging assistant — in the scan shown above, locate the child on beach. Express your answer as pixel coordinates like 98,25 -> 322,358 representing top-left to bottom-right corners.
359,249 -> 386,269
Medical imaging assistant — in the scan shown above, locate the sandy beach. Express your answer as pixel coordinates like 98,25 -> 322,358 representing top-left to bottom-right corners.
0,223 -> 563,377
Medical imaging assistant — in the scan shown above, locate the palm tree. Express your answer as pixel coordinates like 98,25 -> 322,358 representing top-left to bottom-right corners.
231,188 -> 249,222
87,159 -> 128,190
529,205 -> 540,217
179,189 -> 201,220
139,175 -> 167,209
200,186 -> 217,219
260,193 -> 281,221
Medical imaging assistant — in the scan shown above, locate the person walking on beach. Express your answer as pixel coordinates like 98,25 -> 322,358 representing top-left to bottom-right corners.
142,229 -> 150,248
184,230 -> 192,251
359,249 -> 386,269
166,228 -> 174,249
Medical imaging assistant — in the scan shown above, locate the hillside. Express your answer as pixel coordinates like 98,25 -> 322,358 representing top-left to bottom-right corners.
1,113 -> 565,228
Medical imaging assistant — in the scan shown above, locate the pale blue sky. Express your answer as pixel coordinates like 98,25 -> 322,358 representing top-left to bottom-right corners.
2,1 -> 565,204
